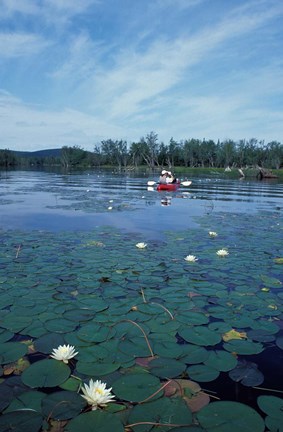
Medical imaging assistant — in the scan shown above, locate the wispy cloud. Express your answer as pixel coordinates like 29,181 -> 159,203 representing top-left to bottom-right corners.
0,0 -> 282,150
0,90 -> 124,150
0,32 -> 49,59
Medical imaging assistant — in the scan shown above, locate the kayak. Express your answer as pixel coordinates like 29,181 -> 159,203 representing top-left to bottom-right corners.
157,181 -> 180,191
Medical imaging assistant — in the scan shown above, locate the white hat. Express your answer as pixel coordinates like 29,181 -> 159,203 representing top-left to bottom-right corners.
168,171 -> 172,175
161,170 -> 167,175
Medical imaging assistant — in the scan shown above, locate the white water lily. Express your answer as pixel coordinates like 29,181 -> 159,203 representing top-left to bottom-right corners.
184,255 -> 198,262
209,231 -> 218,238
136,242 -> 147,249
216,249 -> 229,257
81,379 -> 115,410
50,344 -> 78,363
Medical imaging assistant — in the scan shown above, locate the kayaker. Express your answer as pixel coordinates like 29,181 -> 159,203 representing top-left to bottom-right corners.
159,170 -> 168,184
166,171 -> 176,183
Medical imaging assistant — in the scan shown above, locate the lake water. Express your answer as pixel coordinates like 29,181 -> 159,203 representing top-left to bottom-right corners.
1,169 -> 282,237
0,168 -> 283,429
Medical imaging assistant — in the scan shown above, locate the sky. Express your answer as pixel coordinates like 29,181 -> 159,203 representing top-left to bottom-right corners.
0,0 -> 282,152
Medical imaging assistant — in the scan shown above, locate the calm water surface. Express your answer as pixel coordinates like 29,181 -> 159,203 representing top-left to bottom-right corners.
1,169 -> 282,237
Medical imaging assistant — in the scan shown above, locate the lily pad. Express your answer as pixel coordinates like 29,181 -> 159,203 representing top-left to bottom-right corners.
41,391 -> 86,420
196,401 -> 265,432
224,339 -> 263,355
165,379 -> 210,413
66,410 -> 124,432
76,360 -> 120,376
187,364 -> 220,382
21,359 -> 71,388
112,373 -> 161,402
257,395 -> 283,420
0,342 -> 28,364
34,333 -> 66,354
204,350 -> 238,372
128,396 -> 193,432
0,411 -> 43,432
149,357 -> 187,378
229,360 -> 264,387
178,326 -> 222,346
4,390 -> 46,413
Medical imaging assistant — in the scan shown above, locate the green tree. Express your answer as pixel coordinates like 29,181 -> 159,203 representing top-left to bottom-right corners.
101,139 -> 128,170
139,131 -> 160,169
0,149 -> 17,167
265,141 -> 283,169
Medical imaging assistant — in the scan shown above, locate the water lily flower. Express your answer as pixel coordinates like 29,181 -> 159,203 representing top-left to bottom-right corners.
50,344 -> 78,363
209,231 -> 218,238
136,242 -> 147,249
184,255 -> 198,262
216,249 -> 229,257
81,379 -> 115,410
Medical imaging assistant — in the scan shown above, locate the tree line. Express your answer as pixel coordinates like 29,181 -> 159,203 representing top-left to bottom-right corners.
0,132 -> 282,170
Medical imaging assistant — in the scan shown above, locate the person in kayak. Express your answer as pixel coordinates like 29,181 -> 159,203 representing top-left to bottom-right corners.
166,171 -> 177,183
159,170 -> 168,184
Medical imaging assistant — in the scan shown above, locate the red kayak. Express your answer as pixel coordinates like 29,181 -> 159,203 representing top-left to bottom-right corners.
157,181 -> 180,191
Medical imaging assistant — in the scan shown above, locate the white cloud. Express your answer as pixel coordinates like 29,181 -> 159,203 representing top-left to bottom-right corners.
0,91 -> 124,151
78,1 -> 283,124
0,32 -> 49,59
0,0 -> 282,150
0,0 -> 40,18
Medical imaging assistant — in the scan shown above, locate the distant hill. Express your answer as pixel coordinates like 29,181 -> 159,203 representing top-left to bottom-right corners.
14,149 -> 62,158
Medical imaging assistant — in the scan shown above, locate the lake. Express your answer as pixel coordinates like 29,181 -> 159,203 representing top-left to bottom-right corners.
1,169 -> 282,236
0,168 -> 282,431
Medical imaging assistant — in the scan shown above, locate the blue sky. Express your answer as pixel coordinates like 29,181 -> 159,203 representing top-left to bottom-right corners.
0,0 -> 282,151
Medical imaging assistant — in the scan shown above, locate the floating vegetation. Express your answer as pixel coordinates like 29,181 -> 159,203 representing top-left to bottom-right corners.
0,209 -> 282,431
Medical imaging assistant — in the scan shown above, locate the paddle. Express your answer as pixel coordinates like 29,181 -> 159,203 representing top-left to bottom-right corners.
147,180 -> 192,187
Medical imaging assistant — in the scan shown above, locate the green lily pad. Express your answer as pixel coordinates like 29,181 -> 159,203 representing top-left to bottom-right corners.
0,330 -> 14,343
77,323 -> 115,343
0,342 -> 28,364
179,326 -> 221,346
257,395 -> 283,420
265,415 -> 283,432
4,390 -> 46,413
176,311 -> 209,325
229,360 -> 264,387
128,396 -> 193,432
76,360 -> 120,376
0,411 -> 43,432
66,410 -> 124,432
180,344 -> 209,364
60,376 -> 82,392
149,357 -> 187,378
247,329 -> 276,343
44,318 -> 77,333
224,339 -> 263,355
41,391 -> 86,420
204,350 -> 238,372
153,341 -> 184,358
187,364 -> 220,382
21,359 -> 71,388
0,385 -> 13,411
260,275 -> 282,288
197,401 -> 265,432
118,339 -> 153,358
0,315 -> 32,333
112,373 -> 161,402
34,333 -> 66,354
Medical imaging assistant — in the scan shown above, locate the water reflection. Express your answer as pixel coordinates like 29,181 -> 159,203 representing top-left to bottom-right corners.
0,169 -> 282,238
